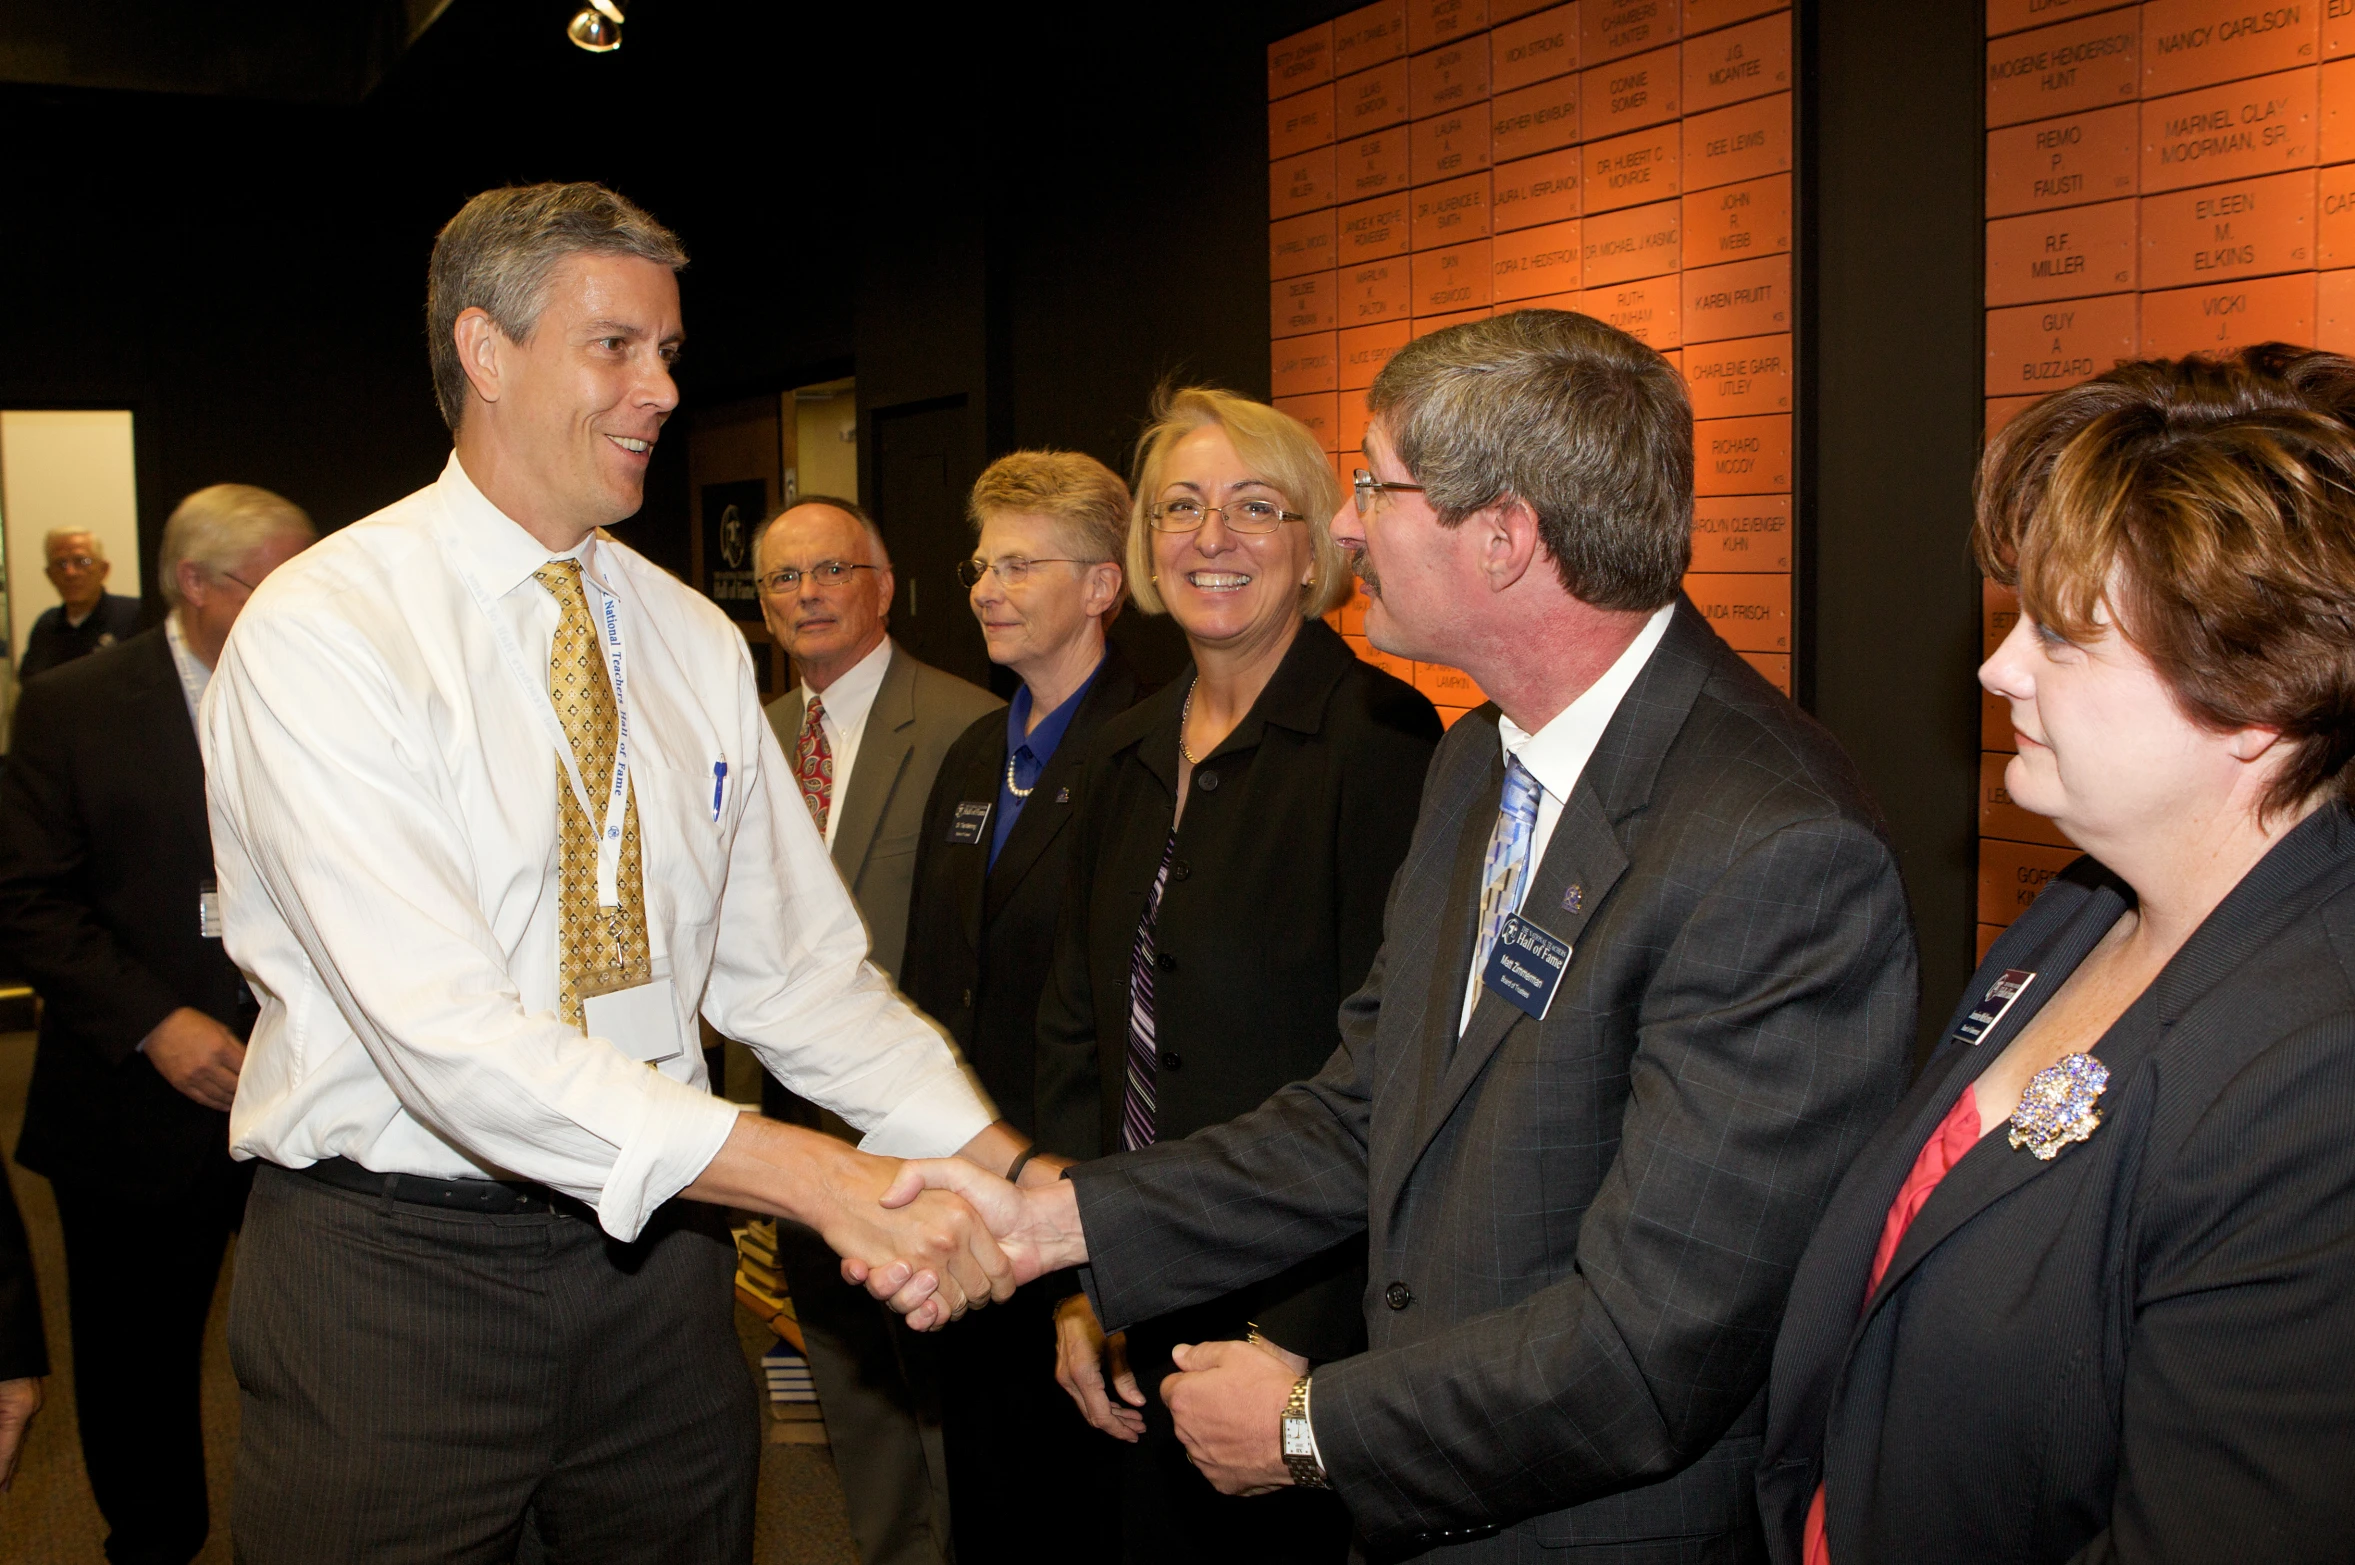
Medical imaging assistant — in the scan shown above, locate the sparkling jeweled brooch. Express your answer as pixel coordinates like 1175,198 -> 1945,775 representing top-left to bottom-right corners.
2008,1052 -> 2110,1160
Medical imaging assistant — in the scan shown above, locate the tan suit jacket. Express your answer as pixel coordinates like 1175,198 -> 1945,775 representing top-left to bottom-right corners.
766,639 -> 1002,980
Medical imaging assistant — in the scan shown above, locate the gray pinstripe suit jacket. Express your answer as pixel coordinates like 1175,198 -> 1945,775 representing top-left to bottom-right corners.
1069,599 -> 1918,1560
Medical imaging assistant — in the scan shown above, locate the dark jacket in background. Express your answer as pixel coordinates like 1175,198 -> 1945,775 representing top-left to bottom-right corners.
1034,615 -> 1440,1364
900,645 -> 1145,1565
18,592 -> 143,684
1067,601 -> 1918,1561
0,628 -> 254,1201
901,645 -> 1145,1136
0,1173 -> 45,1383
1761,807 -> 2355,1565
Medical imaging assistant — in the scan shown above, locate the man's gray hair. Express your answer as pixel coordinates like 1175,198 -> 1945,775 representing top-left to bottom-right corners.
750,495 -> 892,572
1366,309 -> 1692,610
43,528 -> 104,561
425,182 -> 688,432
158,484 -> 315,608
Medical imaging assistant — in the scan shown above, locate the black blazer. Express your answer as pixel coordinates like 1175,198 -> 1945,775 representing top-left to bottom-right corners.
1761,804 -> 2355,1565
901,646 -> 1145,1138
1068,601 -> 1919,1559
0,628 -> 255,1204
1036,617 -> 1439,1361
18,593 -> 144,683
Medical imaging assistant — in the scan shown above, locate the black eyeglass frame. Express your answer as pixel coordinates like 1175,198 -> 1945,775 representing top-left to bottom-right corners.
1351,468 -> 1426,517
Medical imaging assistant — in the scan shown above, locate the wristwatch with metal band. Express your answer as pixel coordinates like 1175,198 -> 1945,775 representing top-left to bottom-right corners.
1282,1374 -> 1328,1489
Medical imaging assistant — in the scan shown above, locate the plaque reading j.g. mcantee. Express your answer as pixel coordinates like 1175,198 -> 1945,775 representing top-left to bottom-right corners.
1984,293 -> 2139,394
2139,0 -> 2319,99
1491,146 -> 1584,230
1585,125 -> 1682,212
1683,11 -> 1792,115
1690,492 -> 1793,572
1582,43 -> 1684,141
1681,173 -> 1791,266
2140,168 -> 2317,289
1985,198 -> 2139,305
1492,4 -> 1580,94
1985,13 -> 2142,130
2140,65 -> 2319,193
1683,332 -> 1793,417
1985,103 -> 2141,216
1583,197 -> 1683,285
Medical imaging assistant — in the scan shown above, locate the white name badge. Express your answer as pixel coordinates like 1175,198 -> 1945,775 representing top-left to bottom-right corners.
199,886 -> 223,940
583,977 -> 686,1064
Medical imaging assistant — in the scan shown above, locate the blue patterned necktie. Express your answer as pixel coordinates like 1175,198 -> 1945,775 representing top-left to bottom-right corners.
1469,756 -> 1542,995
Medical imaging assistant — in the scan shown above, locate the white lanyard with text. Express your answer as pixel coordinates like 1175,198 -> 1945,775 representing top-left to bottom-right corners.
457,539 -> 635,910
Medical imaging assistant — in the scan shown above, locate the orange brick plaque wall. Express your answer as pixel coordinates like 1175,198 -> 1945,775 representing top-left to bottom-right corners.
1977,0 -> 2355,956
1269,0 -> 1799,727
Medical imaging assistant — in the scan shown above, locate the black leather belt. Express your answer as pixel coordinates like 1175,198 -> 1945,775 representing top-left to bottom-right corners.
292,1155 -> 571,1216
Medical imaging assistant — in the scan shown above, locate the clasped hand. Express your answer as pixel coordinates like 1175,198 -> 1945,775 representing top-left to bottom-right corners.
840,1155 -> 1087,1331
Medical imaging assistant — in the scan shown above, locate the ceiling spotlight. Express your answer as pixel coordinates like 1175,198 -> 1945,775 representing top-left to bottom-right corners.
567,0 -> 623,51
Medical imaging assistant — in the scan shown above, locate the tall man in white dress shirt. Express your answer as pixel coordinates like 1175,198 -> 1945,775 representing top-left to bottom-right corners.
201,182 -> 1024,1564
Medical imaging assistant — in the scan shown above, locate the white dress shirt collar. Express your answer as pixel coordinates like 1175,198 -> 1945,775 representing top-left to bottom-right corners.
1461,602 -> 1675,1033
164,609 -> 210,728
439,453 -> 601,593
802,634 -> 892,741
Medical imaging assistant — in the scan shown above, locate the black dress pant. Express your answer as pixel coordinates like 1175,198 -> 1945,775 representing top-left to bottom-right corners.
227,1163 -> 758,1565
51,1159 -> 245,1565
937,1275 -> 1118,1565
1116,1306 -> 1353,1565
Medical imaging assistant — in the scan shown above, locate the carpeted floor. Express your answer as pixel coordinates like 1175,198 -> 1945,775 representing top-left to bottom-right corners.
0,1030 -> 858,1564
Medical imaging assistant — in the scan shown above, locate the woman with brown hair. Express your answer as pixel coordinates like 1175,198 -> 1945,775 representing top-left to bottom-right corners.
1760,345 -> 2355,1563
1030,386 -> 1440,1562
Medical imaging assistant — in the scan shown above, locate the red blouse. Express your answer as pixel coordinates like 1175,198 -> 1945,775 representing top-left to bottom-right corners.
1802,1083 -> 1983,1565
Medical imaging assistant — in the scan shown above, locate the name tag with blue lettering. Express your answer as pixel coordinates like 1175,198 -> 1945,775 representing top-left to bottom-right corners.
1483,914 -> 1572,1021
1954,968 -> 2037,1047
946,800 -> 993,845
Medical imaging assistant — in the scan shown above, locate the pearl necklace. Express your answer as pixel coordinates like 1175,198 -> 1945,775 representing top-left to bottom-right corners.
1179,679 -> 1204,766
1004,752 -> 1034,800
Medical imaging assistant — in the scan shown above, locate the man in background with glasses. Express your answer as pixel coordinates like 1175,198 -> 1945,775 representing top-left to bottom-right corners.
751,495 -> 1000,1565
18,528 -> 144,682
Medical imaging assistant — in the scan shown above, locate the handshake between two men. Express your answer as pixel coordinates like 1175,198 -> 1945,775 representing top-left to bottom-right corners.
830,1150 -> 1314,1499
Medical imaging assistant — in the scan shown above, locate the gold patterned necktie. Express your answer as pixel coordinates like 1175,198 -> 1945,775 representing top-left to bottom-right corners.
535,559 -> 652,1029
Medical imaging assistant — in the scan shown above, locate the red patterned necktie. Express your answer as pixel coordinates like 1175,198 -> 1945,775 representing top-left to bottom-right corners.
796,694 -> 833,833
